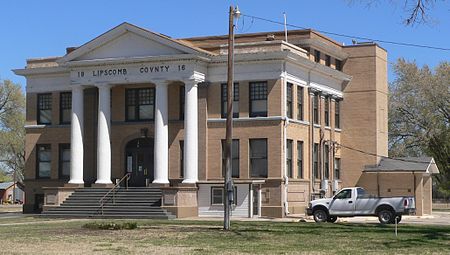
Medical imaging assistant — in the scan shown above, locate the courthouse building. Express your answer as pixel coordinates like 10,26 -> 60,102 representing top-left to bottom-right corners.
14,22 -> 434,218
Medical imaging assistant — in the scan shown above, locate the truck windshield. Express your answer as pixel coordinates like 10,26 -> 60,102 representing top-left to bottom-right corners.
335,189 -> 352,199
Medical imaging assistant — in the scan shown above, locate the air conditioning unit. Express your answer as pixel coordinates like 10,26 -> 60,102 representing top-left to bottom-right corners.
321,180 -> 329,192
332,180 -> 340,192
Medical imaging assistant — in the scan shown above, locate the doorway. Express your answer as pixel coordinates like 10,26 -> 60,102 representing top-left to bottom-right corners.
125,138 -> 154,187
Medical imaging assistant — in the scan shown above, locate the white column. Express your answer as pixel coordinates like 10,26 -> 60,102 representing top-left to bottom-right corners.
95,84 -> 112,184
183,80 -> 198,183
153,81 -> 169,184
69,86 -> 84,184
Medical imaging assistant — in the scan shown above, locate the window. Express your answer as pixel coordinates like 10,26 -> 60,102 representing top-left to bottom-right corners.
297,141 -> 303,179
286,83 -> 293,118
297,86 -> 303,120
125,88 -> 155,121
36,144 -> 51,179
313,93 -> 319,124
314,50 -> 321,63
325,97 -> 330,126
286,140 -> 293,178
324,144 -> 330,179
221,139 -> 239,178
325,55 -> 331,67
335,100 -> 341,129
59,144 -> 70,179
335,59 -> 342,71
179,86 -> 185,120
334,158 -> 341,179
335,189 -> 352,199
250,139 -> 268,177
37,93 -> 52,124
211,187 -> 237,205
180,141 -> 184,178
221,83 -> 239,118
313,143 -> 319,179
59,92 -> 71,124
211,187 -> 224,205
249,82 -> 268,117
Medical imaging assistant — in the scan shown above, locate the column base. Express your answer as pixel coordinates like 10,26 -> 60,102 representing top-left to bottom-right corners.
152,179 -> 170,185
182,179 -> 198,184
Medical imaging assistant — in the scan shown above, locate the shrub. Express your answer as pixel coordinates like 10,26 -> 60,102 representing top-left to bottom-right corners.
83,222 -> 138,230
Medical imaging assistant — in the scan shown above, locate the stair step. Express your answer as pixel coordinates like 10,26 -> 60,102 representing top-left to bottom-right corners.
41,186 -> 173,219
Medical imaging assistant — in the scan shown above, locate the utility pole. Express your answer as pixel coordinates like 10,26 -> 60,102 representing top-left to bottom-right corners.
224,5 -> 240,231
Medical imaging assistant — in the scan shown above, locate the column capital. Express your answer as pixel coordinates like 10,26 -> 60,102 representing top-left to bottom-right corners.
184,79 -> 201,88
331,95 -> 342,101
152,79 -> 170,87
71,85 -> 85,91
309,87 -> 320,96
94,83 -> 113,89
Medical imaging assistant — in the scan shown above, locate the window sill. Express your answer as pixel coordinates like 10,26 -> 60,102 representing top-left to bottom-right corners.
313,124 -> 321,128
335,128 -> 342,132
25,124 -> 47,129
288,119 -> 310,126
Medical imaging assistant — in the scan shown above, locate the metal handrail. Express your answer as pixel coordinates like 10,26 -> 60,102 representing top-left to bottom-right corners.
99,173 -> 131,215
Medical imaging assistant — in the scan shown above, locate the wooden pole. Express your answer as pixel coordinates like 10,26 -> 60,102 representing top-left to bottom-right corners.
224,5 -> 235,231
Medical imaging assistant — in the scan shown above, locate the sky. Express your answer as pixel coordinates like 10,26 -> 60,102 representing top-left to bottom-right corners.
1,0 -> 449,87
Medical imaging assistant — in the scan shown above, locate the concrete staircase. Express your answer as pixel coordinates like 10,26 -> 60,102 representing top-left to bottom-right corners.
41,187 -> 175,219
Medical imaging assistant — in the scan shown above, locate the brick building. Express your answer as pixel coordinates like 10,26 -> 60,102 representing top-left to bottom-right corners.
15,22 -> 421,218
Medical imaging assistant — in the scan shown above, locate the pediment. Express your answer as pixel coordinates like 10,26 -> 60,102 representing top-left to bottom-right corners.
59,22 -> 207,63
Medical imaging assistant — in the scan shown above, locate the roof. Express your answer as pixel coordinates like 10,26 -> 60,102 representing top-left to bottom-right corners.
0,182 -> 14,190
364,157 -> 440,174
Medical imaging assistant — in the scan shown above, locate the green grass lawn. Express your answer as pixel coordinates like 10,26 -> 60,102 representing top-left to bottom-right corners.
0,218 -> 449,254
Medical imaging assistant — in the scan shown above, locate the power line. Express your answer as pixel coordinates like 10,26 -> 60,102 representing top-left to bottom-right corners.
241,13 -> 450,51
334,142 -> 438,165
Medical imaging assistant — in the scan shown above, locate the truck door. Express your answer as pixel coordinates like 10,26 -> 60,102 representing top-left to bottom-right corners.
329,189 -> 355,215
354,188 -> 375,214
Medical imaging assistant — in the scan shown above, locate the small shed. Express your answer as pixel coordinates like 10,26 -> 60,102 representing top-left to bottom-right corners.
0,182 -> 25,204
358,157 -> 439,216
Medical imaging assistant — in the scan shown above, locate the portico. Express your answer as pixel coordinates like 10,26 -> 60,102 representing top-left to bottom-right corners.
66,78 -> 203,186
45,23 -> 209,187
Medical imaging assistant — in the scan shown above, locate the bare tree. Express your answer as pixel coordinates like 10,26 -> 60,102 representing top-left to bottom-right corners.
347,0 -> 444,26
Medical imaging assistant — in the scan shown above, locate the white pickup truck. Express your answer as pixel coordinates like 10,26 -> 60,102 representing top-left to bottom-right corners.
306,187 -> 415,224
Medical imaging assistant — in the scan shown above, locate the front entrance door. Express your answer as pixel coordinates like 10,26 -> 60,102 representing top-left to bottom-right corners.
125,138 -> 154,187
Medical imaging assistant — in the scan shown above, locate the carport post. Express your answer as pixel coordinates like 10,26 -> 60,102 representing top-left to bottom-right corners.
377,171 -> 380,197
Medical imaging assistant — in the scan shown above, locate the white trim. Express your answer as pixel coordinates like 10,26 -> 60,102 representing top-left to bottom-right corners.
58,22 -> 209,63
24,125 -> 46,129
310,82 -> 343,98
288,119 -> 310,126
63,54 -> 210,68
284,73 -> 308,86
208,116 -> 284,123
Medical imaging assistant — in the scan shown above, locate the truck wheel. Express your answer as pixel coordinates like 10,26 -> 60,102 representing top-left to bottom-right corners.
378,209 -> 394,224
313,209 -> 328,223
327,216 -> 338,223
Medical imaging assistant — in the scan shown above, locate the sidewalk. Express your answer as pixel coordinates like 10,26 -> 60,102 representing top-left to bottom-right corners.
0,205 -> 23,213
177,211 -> 450,225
